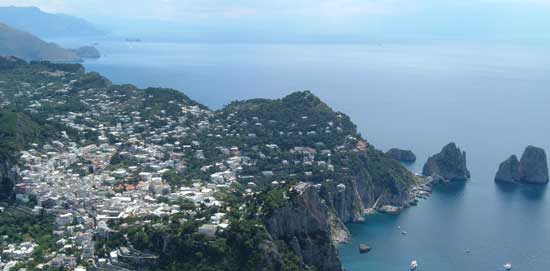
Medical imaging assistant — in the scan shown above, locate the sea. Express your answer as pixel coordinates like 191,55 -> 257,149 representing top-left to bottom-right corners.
56,38 -> 550,271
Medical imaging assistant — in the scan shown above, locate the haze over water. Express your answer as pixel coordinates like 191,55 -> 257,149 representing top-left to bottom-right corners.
59,39 -> 550,270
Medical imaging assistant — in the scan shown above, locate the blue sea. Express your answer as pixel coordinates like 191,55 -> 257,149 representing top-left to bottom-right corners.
58,39 -> 550,270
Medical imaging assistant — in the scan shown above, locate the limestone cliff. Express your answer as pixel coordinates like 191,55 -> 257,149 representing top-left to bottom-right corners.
265,184 -> 343,271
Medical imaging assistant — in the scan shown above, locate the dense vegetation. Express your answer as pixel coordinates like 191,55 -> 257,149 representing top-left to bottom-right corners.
0,207 -> 57,269
0,107 -> 53,158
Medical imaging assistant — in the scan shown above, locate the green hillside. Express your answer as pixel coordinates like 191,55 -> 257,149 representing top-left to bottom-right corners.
0,23 -> 80,62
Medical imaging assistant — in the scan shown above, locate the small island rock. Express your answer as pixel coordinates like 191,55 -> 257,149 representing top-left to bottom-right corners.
519,145 -> 549,184
422,142 -> 470,182
495,155 -> 520,183
386,148 -> 416,163
72,46 -> 100,59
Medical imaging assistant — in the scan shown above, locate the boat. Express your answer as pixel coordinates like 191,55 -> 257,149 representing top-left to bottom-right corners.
504,263 -> 512,270
125,38 -> 142,42
401,231 -> 407,235
410,260 -> 418,270
358,243 -> 371,254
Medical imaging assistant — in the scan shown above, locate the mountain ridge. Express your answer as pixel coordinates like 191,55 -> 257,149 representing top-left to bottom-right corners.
0,22 -> 81,62
0,6 -> 104,38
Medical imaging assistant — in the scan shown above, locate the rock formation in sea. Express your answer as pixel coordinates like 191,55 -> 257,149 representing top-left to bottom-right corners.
422,142 -> 470,182
72,46 -> 100,59
386,148 -> 416,163
519,146 -> 549,184
495,146 -> 549,184
495,155 -> 520,183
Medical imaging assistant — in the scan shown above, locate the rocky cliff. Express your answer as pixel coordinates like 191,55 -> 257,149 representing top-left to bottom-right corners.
386,148 -> 416,163
423,142 -> 470,182
265,184 -> 344,271
266,152 -> 417,270
318,148 -> 417,221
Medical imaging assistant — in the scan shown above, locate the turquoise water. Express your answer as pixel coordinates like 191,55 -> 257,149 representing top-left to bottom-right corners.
58,39 -> 550,270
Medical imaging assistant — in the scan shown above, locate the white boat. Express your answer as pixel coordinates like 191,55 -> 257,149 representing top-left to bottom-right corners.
410,260 -> 418,270
504,263 -> 512,270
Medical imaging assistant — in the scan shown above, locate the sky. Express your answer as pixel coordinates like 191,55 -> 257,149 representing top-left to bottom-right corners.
1,0 -> 550,42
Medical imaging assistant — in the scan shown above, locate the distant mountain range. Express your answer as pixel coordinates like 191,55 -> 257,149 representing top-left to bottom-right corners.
0,6 -> 104,38
0,23 -> 100,62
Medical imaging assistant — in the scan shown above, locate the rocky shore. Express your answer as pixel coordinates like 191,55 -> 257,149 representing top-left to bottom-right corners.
369,175 -> 435,215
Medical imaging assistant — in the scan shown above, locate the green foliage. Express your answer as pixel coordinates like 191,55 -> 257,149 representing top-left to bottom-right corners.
258,187 -> 291,215
0,208 -> 56,250
362,147 -> 416,192
0,108 -> 50,159
0,23 -> 81,62
219,90 -> 358,150
162,169 -> 191,188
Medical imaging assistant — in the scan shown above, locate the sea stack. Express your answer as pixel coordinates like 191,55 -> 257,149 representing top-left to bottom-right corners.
386,148 -> 416,163
495,146 -> 549,184
423,142 -> 470,182
494,155 -> 520,183
519,145 -> 549,184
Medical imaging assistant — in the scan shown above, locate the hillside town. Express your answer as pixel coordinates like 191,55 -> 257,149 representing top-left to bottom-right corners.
0,60 -> 371,270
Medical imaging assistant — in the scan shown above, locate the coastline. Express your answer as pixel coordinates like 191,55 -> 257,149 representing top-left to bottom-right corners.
334,174 -> 435,246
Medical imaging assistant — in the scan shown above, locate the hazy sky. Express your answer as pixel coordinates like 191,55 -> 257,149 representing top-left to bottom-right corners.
2,0 -> 550,42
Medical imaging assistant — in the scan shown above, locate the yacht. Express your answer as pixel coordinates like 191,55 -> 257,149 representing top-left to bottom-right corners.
410,260 -> 418,270
504,263 -> 512,270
